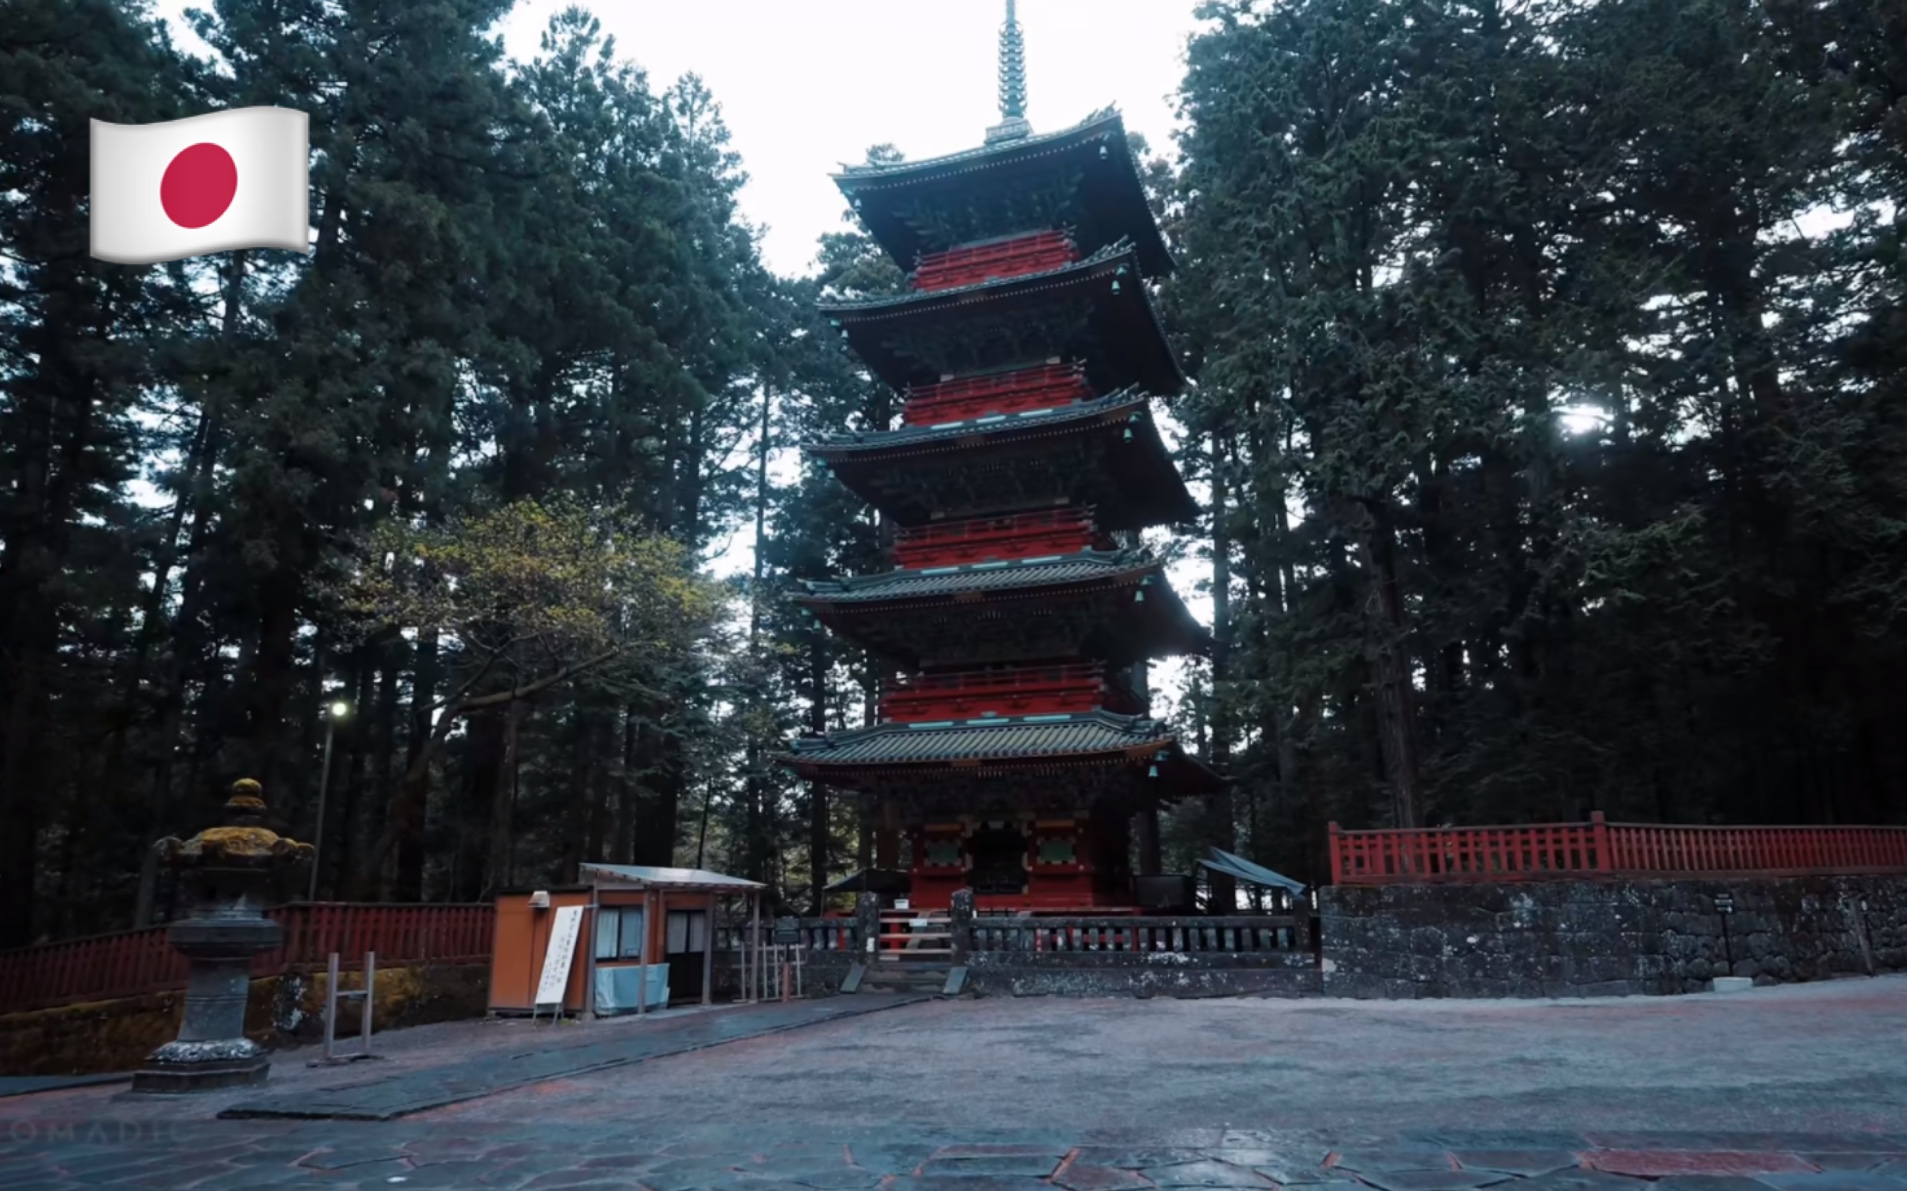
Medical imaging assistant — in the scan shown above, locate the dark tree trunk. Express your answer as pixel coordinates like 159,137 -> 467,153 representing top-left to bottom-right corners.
807,632 -> 829,915
1206,433 -> 1238,908
1360,511 -> 1426,829
460,708 -> 506,902
384,627 -> 440,900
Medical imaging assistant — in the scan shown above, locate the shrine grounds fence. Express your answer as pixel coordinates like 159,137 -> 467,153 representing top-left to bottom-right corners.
0,902 -> 493,1015
1331,813 -> 1907,885
965,915 -> 1306,955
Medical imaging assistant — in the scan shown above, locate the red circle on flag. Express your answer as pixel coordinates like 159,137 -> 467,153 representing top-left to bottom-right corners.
160,143 -> 237,229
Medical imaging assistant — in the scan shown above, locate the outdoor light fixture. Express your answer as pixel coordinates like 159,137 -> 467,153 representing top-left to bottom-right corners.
308,699 -> 353,901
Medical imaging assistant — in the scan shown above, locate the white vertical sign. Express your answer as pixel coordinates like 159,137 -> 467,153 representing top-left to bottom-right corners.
535,905 -> 584,1007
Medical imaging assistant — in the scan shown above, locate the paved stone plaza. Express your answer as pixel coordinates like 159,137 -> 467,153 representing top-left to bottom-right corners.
2,976 -> 1905,1189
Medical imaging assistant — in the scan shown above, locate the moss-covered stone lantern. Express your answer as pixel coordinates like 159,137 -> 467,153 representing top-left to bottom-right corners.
130,779 -> 312,1094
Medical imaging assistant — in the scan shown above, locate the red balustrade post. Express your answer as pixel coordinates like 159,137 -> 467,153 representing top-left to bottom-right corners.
1328,822 -> 1343,885
1591,812 -> 1611,874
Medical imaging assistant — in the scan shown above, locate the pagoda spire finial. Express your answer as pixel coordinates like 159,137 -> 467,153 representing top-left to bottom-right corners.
987,0 -> 1033,144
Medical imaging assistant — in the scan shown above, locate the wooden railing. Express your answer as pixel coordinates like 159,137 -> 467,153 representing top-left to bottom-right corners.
912,231 -> 1079,293
880,662 -> 1143,722
901,363 -> 1092,426
1330,814 -> 1907,885
968,915 -> 1306,955
892,507 -> 1108,568
0,902 -> 495,1015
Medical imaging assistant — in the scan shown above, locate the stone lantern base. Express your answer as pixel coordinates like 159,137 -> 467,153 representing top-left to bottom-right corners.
130,1038 -> 271,1094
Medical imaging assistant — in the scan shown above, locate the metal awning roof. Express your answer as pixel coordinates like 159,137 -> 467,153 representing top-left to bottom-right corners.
578,863 -> 766,892
824,868 -> 912,895
1197,848 -> 1306,896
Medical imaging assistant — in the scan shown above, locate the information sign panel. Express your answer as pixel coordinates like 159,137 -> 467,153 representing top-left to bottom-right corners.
535,905 -> 584,1007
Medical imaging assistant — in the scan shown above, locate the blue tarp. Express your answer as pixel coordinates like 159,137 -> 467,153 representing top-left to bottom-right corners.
594,963 -> 670,1014
1197,848 -> 1306,896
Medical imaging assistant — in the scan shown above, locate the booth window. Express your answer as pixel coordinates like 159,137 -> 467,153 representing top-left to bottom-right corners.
666,910 -> 708,953
594,908 -> 646,960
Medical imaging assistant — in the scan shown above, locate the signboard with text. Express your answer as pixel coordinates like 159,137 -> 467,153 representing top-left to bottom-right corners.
535,905 -> 584,1008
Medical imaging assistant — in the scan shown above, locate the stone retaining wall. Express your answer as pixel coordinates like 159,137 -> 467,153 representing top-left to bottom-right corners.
1319,873 -> 1907,999
0,962 -> 489,1077
966,952 -> 1320,999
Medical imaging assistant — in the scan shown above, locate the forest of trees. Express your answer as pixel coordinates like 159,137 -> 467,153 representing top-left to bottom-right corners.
2,0 -> 1902,946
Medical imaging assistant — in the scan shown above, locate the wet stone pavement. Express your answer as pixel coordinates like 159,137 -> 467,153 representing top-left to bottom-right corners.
4,978 -> 1907,1189
7,1124 -> 1907,1191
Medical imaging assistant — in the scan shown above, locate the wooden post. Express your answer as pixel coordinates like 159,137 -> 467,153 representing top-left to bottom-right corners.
1136,806 -> 1162,876
584,884 -> 600,1018
875,797 -> 900,871
1327,822 -> 1343,885
1591,811 -> 1612,874
636,890 -> 653,1015
750,893 -> 762,1003
702,893 -> 716,1006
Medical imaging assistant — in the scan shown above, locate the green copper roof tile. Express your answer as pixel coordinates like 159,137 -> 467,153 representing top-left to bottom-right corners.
783,709 -> 1173,765
796,548 -> 1154,604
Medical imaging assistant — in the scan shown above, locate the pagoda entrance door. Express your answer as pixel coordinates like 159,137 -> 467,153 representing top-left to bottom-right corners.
966,821 -> 1028,896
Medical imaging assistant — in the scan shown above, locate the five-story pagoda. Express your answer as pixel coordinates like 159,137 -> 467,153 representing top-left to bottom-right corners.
779,2 -> 1219,913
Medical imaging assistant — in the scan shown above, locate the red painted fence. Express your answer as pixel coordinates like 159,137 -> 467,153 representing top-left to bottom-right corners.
1330,813 -> 1907,885
0,902 -> 494,1015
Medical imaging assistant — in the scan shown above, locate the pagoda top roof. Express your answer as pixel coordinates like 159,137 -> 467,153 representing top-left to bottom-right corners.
833,108 -> 1173,279
818,242 -> 1183,396
781,708 -> 1217,784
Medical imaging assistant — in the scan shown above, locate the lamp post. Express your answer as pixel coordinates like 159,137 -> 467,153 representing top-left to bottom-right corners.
308,700 -> 350,902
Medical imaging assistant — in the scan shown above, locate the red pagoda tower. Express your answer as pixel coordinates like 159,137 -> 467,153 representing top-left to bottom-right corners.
779,2 -> 1220,913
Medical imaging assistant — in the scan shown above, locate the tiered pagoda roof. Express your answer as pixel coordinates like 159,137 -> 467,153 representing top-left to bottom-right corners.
795,548 -> 1208,669
819,240 -> 1183,394
784,709 -> 1220,822
778,2 -> 1220,896
806,390 -> 1196,530
834,107 -> 1173,278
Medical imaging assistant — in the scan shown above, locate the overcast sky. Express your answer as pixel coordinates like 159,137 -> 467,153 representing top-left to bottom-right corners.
159,1 -> 1207,276
155,0 -> 1216,708
489,0 -> 1207,275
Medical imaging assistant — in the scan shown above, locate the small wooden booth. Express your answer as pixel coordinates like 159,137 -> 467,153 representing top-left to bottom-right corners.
488,863 -> 766,1018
